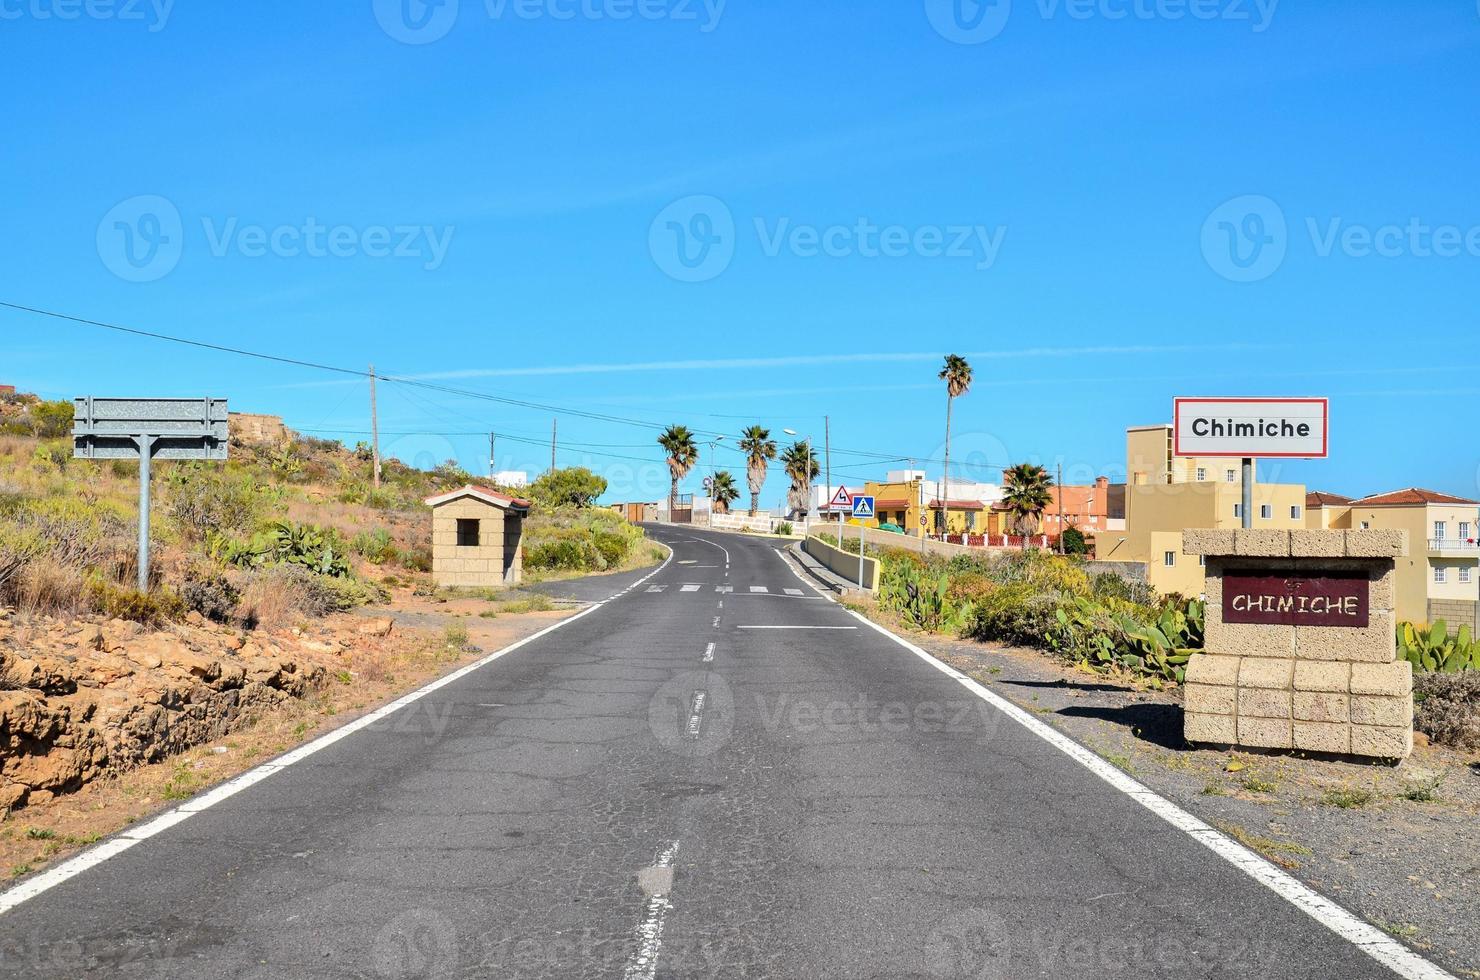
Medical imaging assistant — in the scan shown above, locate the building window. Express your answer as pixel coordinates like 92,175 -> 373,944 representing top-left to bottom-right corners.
1225,469 -> 1236,483
1462,522 -> 1472,541
1199,555 -> 1206,567
1233,503 -> 1242,518
1164,551 -> 1176,567
1434,566 -> 1447,584
1291,505 -> 1302,520
456,518 -> 480,547
1434,521 -> 1447,541
1360,521 -> 1371,530
1462,567 -> 1473,584
1260,504 -> 1272,520
1196,467 -> 1206,482
965,512 -> 976,531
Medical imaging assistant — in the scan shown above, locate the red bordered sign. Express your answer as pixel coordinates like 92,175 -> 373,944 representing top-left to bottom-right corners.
1173,397 -> 1329,459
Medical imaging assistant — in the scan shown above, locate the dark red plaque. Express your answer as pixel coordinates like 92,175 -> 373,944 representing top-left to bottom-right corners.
1222,571 -> 1369,627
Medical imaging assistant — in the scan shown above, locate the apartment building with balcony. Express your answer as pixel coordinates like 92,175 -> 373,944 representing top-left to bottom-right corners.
1097,425 -> 1307,597
1305,488 -> 1480,627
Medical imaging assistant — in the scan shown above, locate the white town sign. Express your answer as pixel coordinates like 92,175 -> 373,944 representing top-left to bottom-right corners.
1173,397 -> 1328,459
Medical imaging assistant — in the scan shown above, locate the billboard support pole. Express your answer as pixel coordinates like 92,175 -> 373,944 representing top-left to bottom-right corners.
136,434 -> 155,591
1242,457 -> 1254,530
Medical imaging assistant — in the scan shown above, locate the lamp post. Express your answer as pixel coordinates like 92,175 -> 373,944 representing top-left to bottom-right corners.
706,436 -> 725,517
783,427 -> 812,535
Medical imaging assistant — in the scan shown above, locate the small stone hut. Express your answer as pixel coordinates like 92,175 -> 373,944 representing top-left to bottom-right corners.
425,485 -> 532,589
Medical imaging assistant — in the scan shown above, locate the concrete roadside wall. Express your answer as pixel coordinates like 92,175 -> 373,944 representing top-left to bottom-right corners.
804,534 -> 880,591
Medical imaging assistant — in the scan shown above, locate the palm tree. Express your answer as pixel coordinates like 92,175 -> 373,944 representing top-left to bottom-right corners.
738,424 -> 777,517
657,424 -> 699,515
710,470 -> 741,514
1002,463 -> 1054,549
938,354 -> 973,538
780,441 -> 819,518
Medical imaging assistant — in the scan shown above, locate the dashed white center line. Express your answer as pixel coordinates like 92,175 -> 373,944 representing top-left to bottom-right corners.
686,691 -> 706,736
623,841 -> 681,980
749,586 -> 768,594
702,642 -> 715,663
680,584 -> 700,592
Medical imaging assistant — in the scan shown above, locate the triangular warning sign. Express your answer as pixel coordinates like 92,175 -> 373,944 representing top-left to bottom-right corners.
829,485 -> 852,509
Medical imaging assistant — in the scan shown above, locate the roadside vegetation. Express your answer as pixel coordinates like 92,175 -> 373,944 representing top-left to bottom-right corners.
0,392 -> 654,629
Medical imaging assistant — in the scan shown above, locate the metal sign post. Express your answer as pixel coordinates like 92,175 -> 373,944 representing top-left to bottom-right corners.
850,495 -> 875,588
73,397 -> 229,591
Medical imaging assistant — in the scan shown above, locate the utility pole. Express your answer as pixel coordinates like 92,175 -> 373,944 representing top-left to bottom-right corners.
489,432 -> 496,480
824,415 -> 831,531
1057,462 -> 1064,554
369,364 -> 381,490
550,418 -> 557,475
910,457 -> 925,556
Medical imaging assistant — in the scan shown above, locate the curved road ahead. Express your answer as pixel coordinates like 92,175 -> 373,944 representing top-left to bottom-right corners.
0,525 -> 1422,978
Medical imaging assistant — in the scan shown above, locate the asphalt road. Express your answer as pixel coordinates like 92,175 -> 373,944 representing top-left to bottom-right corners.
0,526 -> 1416,978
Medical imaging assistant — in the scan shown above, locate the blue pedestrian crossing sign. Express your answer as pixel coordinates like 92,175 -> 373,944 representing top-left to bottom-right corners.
850,495 -> 876,520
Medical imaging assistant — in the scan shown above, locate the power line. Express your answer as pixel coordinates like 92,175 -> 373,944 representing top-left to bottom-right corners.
1,300 -> 1012,472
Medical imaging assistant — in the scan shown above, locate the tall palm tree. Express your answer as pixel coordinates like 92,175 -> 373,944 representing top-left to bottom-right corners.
657,424 -> 699,515
938,354 -> 973,538
710,470 -> 740,514
780,441 -> 819,518
738,424 -> 777,517
1002,462 -> 1054,549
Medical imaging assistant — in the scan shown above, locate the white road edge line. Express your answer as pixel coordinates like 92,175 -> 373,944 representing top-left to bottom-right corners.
0,542 -> 677,918
771,543 -> 1453,980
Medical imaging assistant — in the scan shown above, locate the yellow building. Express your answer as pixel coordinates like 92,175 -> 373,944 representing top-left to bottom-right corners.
858,476 -> 986,537
1100,425 -> 1306,597
1305,488 -> 1480,626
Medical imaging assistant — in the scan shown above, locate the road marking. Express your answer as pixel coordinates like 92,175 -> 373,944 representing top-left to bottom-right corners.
683,535 -> 731,566
646,585 -> 665,593
784,588 -> 803,596
716,586 -> 733,593
769,544 -> 1456,980
712,616 -> 721,628
623,841 -> 680,980
0,541 -> 683,917
702,642 -> 715,663
749,586 -> 768,593
680,584 -> 701,593
686,691 -> 706,737
736,625 -> 857,630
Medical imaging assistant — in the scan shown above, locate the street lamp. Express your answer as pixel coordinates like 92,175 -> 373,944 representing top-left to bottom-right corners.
783,427 -> 812,532
705,436 -> 725,515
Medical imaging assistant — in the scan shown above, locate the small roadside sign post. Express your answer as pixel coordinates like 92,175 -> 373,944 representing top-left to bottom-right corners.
1173,397 -> 1328,530
73,397 -> 229,591
828,485 -> 852,547
850,495 -> 875,588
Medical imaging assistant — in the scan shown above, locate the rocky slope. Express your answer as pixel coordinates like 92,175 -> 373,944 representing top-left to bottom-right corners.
0,607 -> 395,810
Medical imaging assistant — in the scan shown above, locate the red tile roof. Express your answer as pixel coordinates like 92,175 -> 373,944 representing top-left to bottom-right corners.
1306,491 -> 1353,507
874,498 -> 913,510
424,484 -> 533,510
1352,488 -> 1479,507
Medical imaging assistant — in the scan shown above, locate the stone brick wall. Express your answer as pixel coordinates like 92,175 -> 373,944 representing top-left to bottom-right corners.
431,497 -> 521,588
1181,528 -> 1413,760
1427,598 -> 1479,632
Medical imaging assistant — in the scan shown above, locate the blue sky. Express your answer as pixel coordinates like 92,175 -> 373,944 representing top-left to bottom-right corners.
3,0 -> 1478,507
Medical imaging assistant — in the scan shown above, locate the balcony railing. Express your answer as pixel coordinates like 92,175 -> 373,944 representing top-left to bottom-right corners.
1429,538 -> 1480,551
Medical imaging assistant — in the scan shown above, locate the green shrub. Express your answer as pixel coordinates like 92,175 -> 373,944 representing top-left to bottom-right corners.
351,528 -> 397,565
1399,620 -> 1480,673
217,521 -> 351,577
775,521 -> 793,536
84,579 -> 185,626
